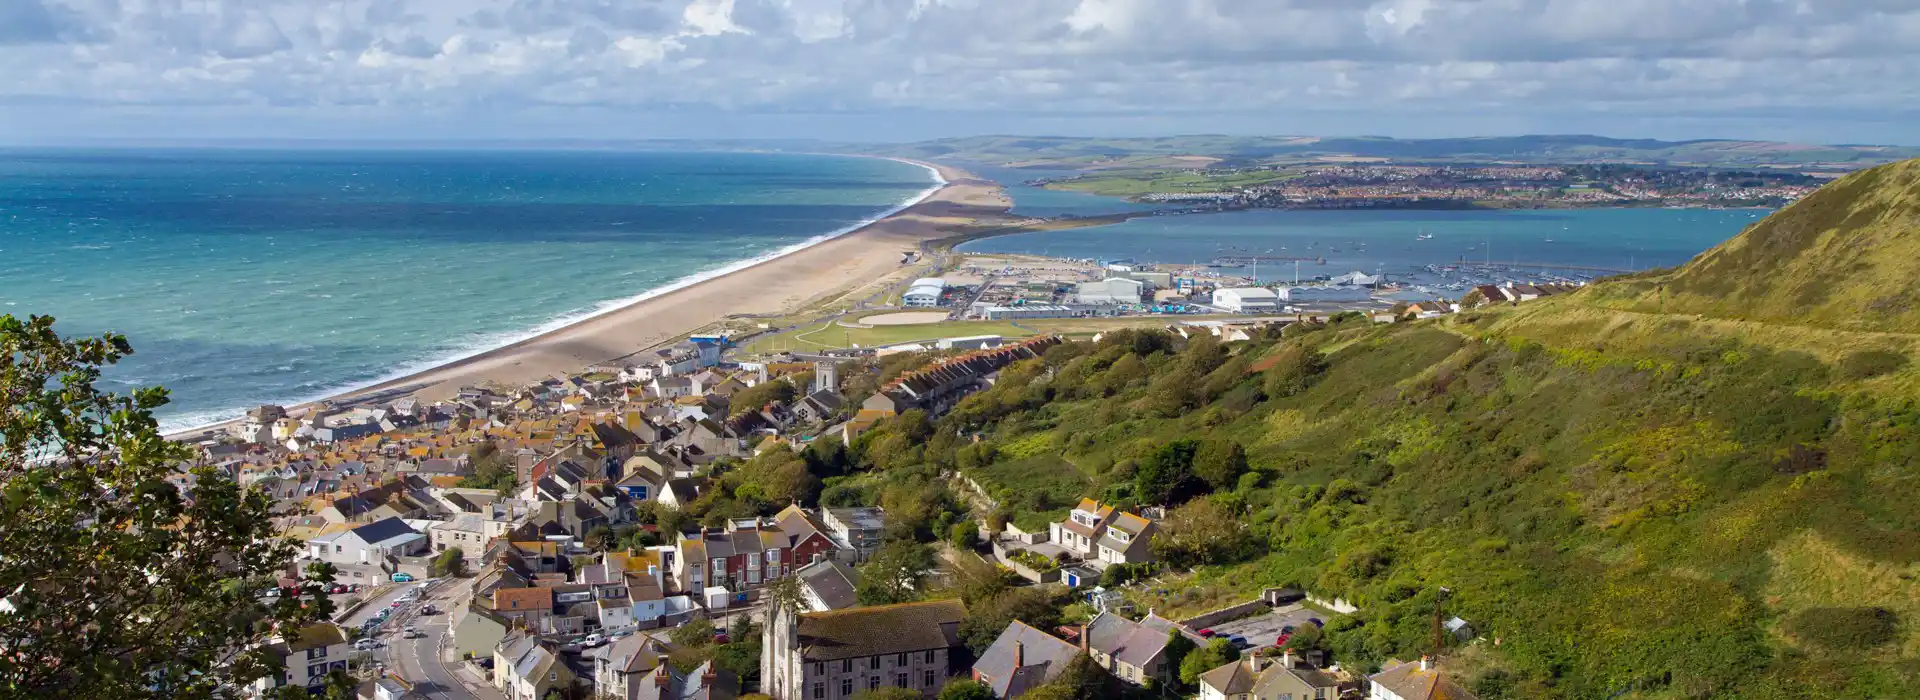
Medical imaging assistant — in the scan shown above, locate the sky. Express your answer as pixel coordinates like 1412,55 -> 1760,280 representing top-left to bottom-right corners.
2,0 -> 1918,145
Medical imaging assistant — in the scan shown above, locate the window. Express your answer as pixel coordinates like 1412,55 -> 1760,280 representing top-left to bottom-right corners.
307,647 -> 325,660
894,673 -> 908,688
549,671 -> 557,682
812,683 -> 824,699
896,653 -> 907,666
840,679 -> 852,697
813,662 -> 824,676
867,677 -> 880,691
924,650 -> 936,663
842,660 -> 852,673
870,657 -> 880,670
924,670 -> 937,687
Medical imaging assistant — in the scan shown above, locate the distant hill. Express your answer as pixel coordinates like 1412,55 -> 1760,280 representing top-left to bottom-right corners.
1584,158 -> 1920,331
854,134 -> 1920,168
884,165 -> 1920,697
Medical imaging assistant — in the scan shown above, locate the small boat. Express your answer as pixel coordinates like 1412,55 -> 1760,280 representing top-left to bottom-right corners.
1417,231 -> 1434,240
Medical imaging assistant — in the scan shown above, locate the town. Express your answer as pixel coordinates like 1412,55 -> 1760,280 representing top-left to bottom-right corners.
191,306 -> 1489,700
1037,163 -> 1825,210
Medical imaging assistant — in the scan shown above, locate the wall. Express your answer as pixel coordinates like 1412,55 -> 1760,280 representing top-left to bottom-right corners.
1179,599 -> 1272,631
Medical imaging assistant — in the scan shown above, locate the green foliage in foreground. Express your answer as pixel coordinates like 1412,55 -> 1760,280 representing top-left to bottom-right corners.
0,314 -> 336,697
919,311 -> 1920,698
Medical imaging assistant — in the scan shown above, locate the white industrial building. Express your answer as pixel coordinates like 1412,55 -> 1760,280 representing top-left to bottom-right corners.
1278,286 -> 1374,303
982,305 -> 1078,320
1213,287 -> 1280,313
1076,277 -> 1147,305
903,278 -> 948,307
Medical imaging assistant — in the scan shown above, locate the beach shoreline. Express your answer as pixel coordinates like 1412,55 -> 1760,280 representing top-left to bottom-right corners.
169,158 -> 1007,438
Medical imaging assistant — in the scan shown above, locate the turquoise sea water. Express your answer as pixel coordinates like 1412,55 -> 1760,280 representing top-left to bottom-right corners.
958,207 -> 1765,286
0,149 -> 938,431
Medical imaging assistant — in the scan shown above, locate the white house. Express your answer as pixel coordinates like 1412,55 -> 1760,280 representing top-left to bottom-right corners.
247,624 -> 349,697
1212,287 -> 1280,313
307,517 -> 427,566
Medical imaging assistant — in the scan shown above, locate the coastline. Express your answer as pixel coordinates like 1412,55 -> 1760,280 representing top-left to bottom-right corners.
169,157 -> 1007,438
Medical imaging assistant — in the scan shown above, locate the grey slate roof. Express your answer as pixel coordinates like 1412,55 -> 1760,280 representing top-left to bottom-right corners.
795,559 -> 859,611
973,621 -> 1080,698
1085,612 -> 1169,669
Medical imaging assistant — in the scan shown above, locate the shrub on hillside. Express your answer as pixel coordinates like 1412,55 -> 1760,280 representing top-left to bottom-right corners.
1838,349 -> 1909,380
1784,607 -> 1899,650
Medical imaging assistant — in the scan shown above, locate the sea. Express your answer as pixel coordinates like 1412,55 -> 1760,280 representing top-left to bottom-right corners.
0,149 -> 940,432
957,204 -> 1766,296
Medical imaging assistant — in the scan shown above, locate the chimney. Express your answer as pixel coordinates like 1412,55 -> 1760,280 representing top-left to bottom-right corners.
1419,655 -> 1431,672
1078,625 -> 1089,653
655,657 -> 672,688
701,668 -> 716,685
1282,650 -> 1296,669
1012,641 -> 1024,669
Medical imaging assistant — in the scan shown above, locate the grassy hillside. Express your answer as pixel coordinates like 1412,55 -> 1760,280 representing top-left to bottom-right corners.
1584,158 -> 1920,333
860,166 -> 1920,698
854,134 -> 1920,168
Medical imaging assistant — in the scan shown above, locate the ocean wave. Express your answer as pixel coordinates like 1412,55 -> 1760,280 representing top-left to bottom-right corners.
162,157 -> 945,436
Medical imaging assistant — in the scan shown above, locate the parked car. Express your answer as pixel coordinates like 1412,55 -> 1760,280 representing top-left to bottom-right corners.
420,604 -> 438,615
1275,633 -> 1292,647
581,634 -> 606,648
1197,629 -> 1215,638
391,573 -> 414,583
712,632 -> 730,645
1227,636 -> 1250,650
352,639 -> 382,651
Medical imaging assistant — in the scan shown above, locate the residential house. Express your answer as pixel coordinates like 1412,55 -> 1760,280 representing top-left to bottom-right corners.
774,504 -> 851,568
1094,511 -> 1157,567
761,599 -> 968,700
792,389 -> 845,424
793,559 -> 860,612
493,586 -> 556,630
248,623 -> 349,697
307,517 -> 428,566
1049,499 -> 1116,560
821,507 -> 886,563
673,520 -> 791,595
971,621 -> 1083,699
430,514 -> 490,561
597,637 -> 740,700
494,632 -> 575,700
448,601 -> 511,660
1198,651 -> 1341,700
1082,612 -> 1175,688
860,336 -> 1062,417
1368,658 -> 1478,700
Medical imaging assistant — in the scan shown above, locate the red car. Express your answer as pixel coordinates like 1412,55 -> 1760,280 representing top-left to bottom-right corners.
713,632 -> 730,645
1275,633 -> 1292,647
1197,629 -> 1215,638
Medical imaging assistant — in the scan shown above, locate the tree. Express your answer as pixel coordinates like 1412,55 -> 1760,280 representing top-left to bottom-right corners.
1178,639 -> 1241,686
1134,439 -> 1202,506
1261,344 -> 1328,400
948,521 -> 980,550
1029,653 -> 1114,700
730,378 -> 800,418
958,587 -> 1064,654
459,439 -> 517,494
856,540 -> 936,605
1161,630 -> 1199,691
585,524 -> 616,552
432,547 -> 469,577
1192,439 -> 1249,491
670,617 -> 717,649
0,314 -> 337,697
937,679 -> 997,700
763,572 -> 809,619
1151,497 -> 1259,568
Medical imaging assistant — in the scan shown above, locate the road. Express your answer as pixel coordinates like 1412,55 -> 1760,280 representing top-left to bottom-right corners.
339,581 -> 425,629
363,579 -> 502,700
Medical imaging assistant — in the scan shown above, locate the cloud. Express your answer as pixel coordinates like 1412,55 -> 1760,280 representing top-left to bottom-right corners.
1,0 -> 1918,142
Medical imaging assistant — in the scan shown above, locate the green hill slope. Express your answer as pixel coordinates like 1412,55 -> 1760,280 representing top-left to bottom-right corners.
869,169 -> 1920,698
1585,158 -> 1920,332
